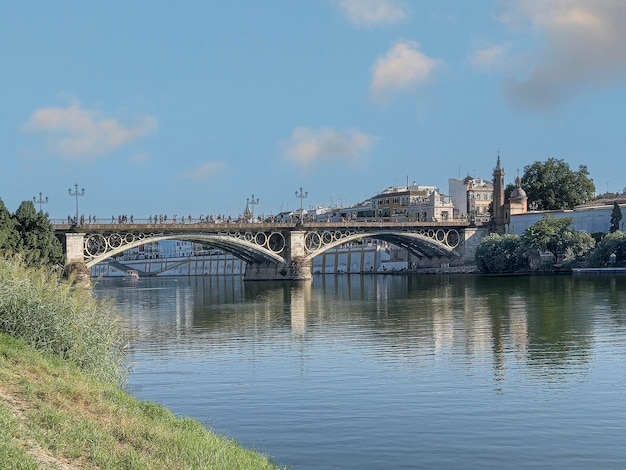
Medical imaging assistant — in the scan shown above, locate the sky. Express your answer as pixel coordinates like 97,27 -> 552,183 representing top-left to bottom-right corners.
2,0 -> 626,221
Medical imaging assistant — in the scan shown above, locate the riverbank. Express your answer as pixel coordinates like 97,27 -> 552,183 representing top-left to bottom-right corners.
0,256 -> 283,469
0,332 -> 282,469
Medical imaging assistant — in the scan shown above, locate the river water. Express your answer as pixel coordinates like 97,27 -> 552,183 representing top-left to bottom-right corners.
93,274 -> 626,469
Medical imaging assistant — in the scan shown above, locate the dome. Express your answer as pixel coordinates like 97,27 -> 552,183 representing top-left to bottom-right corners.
510,186 -> 527,200
510,176 -> 527,201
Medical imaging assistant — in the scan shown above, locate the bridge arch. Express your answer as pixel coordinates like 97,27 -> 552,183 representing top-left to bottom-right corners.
302,230 -> 461,262
84,233 -> 286,268
58,221 -> 473,280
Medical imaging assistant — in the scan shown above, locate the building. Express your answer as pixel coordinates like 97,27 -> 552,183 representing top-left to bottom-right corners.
491,155 -> 528,233
369,184 -> 453,221
508,200 -> 626,236
505,175 -> 528,225
448,176 -> 494,223
118,239 -> 197,260
405,190 -> 454,222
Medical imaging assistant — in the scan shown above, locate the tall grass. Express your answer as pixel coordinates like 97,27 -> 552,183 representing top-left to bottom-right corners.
0,255 -> 127,387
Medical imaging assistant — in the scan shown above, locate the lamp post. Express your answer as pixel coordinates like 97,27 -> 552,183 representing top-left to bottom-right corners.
295,187 -> 308,221
247,194 -> 259,220
68,183 -> 85,224
33,192 -> 48,212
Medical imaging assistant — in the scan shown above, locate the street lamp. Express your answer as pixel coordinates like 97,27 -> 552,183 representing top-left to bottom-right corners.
68,183 -> 85,224
33,192 -> 48,212
247,194 -> 259,220
295,187 -> 308,220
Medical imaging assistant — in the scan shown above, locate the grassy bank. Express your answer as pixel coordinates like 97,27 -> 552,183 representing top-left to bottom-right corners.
0,257 -> 282,469
0,334 -> 281,469
0,256 -> 127,387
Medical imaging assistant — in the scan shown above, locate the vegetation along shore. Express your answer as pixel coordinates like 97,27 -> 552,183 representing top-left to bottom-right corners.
0,256 -> 282,469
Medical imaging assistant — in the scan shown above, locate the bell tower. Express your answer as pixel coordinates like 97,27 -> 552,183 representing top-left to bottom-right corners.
492,154 -> 506,233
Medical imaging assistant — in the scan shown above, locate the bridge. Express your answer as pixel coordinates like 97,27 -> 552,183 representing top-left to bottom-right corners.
54,220 -> 485,281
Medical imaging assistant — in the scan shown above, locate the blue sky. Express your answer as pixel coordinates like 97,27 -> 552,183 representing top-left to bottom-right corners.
2,0 -> 626,220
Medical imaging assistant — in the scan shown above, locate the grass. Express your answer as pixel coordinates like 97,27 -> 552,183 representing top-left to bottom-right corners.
0,333 -> 282,469
0,256 -> 284,469
0,255 -> 127,387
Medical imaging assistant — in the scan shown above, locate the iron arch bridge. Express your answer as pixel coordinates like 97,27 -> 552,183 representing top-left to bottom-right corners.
74,223 -> 465,269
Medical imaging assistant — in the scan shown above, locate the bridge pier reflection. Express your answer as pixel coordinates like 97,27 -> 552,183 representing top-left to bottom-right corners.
243,260 -> 312,281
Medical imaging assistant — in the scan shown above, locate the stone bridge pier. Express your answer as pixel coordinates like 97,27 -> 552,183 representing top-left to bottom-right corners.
243,230 -> 312,281
63,232 -> 92,286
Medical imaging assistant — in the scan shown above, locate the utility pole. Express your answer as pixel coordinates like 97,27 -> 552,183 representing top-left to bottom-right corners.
33,192 -> 48,212
68,183 -> 85,224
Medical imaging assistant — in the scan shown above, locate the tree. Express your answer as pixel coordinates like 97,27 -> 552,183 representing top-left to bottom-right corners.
13,200 -> 64,266
610,201 -> 622,233
522,216 -> 595,268
521,158 -> 595,210
475,233 -> 529,273
587,231 -> 626,266
0,198 -> 19,254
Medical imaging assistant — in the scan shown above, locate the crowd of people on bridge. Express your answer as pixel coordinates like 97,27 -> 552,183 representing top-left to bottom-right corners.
64,212 -> 430,226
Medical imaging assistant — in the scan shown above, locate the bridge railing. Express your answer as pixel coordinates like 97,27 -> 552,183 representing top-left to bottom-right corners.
51,219 -> 472,230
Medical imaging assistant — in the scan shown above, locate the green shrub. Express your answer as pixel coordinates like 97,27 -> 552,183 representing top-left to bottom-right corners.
0,255 -> 127,387
586,230 -> 626,266
475,233 -> 529,273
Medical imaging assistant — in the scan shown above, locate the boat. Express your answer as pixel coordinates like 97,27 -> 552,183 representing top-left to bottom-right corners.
125,269 -> 140,280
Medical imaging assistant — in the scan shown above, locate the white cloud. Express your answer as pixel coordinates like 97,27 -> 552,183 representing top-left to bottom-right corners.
131,152 -> 150,164
370,41 -> 442,102
21,101 -> 157,161
500,0 -> 626,109
181,161 -> 227,181
470,44 -> 509,71
282,127 -> 376,168
337,0 -> 410,27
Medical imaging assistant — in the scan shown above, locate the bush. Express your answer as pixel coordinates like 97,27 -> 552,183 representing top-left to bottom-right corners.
475,233 -> 529,273
0,255 -> 127,387
586,231 -> 626,266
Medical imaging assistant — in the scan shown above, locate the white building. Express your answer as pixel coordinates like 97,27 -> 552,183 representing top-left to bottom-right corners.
118,239 -> 196,260
366,184 -> 453,221
508,202 -> 626,236
449,176 -> 494,222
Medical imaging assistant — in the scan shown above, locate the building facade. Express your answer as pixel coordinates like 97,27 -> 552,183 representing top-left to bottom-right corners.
449,176 -> 494,223
369,184 -> 453,221
508,202 -> 626,236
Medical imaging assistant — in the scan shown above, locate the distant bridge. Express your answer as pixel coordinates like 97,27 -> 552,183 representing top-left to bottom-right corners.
54,220 -> 484,281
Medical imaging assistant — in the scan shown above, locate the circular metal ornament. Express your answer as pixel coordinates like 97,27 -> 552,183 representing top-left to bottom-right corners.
446,229 -> 460,248
305,232 -> 321,252
254,232 -> 267,246
85,234 -> 107,257
108,233 -> 122,248
267,232 -> 285,253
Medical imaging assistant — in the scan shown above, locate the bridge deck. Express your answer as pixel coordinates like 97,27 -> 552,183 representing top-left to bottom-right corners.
54,220 -> 471,234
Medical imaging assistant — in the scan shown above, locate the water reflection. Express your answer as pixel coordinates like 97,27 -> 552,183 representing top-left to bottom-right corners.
93,274 -> 626,470
94,274 -> 626,383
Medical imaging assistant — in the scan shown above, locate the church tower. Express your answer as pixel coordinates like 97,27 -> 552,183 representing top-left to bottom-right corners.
492,154 -> 506,233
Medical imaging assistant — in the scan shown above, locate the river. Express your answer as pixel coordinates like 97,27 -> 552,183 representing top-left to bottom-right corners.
93,274 -> 626,469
